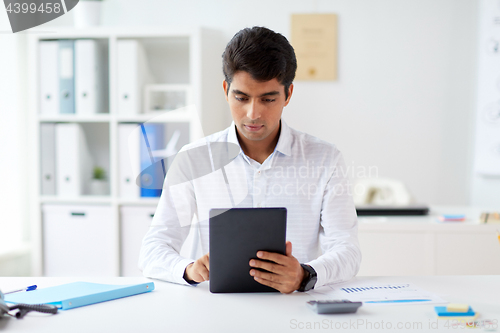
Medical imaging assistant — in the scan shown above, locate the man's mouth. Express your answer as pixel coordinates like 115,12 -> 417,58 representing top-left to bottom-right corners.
244,124 -> 264,132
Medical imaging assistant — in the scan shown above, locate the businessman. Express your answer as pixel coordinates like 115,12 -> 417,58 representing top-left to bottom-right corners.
139,26 -> 361,293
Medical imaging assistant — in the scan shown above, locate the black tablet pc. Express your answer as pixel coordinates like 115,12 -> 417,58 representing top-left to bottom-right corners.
209,207 -> 287,293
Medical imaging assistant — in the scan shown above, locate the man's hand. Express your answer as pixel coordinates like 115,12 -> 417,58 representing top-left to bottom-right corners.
249,241 -> 304,294
184,253 -> 210,283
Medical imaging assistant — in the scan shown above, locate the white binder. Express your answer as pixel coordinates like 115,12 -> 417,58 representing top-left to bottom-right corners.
117,40 -> 151,115
39,41 -> 59,115
55,123 -> 92,197
40,123 -> 56,195
118,124 -> 141,198
75,39 -> 106,115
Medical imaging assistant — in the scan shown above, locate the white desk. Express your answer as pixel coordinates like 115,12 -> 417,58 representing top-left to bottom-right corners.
1,276 -> 499,333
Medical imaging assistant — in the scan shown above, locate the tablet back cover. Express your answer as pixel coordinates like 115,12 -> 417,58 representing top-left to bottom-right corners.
209,208 -> 287,293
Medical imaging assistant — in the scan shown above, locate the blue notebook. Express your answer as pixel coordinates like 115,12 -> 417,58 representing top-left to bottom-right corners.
4,282 -> 154,310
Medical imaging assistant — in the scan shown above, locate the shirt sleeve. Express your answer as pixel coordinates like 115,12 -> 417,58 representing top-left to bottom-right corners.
305,150 -> 362,288
138,176 -> 198,286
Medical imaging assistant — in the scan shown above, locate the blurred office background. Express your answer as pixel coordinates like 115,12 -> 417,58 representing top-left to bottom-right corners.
1,0 -> 499,277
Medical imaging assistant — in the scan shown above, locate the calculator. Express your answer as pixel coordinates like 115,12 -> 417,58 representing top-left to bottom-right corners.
307,300 -> 362,314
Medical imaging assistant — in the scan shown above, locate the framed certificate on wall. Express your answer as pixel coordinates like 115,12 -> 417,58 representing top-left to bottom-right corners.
291,13 -> 338,81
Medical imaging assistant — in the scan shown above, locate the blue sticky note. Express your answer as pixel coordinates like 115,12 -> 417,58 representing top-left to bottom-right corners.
441,215 -> 465,220
434,306 -> 475,317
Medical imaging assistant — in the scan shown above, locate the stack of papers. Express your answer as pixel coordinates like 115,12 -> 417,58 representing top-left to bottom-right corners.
438,214 -> 466,222
307,282 -> 446,305
435,304 -> 478,322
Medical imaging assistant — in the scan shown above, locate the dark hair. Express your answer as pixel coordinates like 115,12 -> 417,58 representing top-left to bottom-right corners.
222,26 -> 297,100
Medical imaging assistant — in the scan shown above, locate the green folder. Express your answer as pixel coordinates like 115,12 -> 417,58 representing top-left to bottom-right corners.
4,282 -> 154,310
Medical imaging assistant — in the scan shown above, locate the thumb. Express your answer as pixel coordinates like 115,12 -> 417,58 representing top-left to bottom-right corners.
205,253 -> 210,269
286,241 -> 292,257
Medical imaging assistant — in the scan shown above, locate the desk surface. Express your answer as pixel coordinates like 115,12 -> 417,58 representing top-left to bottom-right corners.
1,276 -> 499,333
358,205 -> 500,232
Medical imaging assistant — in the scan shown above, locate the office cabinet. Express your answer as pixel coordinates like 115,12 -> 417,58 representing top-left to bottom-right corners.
120,206 -> 156,276
435,234 -> 500,275
120,205 -> 200,276
358,208 -> 500,276
42,204 -> 116,276
357,232 -> 434,276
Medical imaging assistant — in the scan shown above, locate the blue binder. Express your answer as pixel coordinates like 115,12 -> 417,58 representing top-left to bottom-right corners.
140,123 -> 165,197
59,40 -> 75,114
4,282 -> 154,310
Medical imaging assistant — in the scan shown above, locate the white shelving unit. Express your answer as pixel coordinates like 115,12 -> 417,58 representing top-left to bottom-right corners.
27,27 -> 229,276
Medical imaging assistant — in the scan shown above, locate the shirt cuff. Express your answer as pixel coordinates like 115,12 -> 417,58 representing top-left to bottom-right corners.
305,260 -> 327,289
174,258 -> 196,286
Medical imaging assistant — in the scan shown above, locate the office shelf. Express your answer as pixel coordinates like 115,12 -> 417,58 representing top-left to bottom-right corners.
38,114 -> 111,123
116,110 -> 194,123
28,27 -> 228,277
40,196 -> 113,204
117,198 -> 160,206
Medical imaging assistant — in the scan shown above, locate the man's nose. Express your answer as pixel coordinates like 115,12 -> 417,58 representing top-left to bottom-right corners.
246,100 -> 262,120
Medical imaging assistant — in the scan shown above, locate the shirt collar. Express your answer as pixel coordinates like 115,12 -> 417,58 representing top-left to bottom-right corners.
275,119 -> 292,156
227,119 -> 292,157
227,121 -> 240,149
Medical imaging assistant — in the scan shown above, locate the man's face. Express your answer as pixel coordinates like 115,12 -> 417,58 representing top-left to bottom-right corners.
223,71 -> 293,143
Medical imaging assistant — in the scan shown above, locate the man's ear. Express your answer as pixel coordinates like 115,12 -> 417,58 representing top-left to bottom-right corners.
223,80 -> 230,102
284,83 -> 294,106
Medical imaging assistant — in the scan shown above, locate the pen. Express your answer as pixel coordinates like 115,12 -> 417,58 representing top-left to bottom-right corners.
4,285 -> 37,294
365,299 -> 431,304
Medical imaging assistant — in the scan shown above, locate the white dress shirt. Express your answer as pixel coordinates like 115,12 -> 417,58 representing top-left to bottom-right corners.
139,120 -> 361,288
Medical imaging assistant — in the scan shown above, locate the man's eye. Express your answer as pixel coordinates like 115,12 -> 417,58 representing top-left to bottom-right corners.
235,96 -> 247,102
263,99 -> 276,103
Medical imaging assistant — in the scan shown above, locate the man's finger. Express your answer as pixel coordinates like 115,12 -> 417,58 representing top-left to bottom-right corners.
257,251 -> 288,265
199,266 -> 209,281
286,241 -> 292,256
192,273 -> 203,283
254,276 -> 282,292
250,268 -> 282,283
202,254 -> 210,270
249,259 -> 284,274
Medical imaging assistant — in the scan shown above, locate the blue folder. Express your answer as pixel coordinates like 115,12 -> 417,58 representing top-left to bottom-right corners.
4,282 -> 154,310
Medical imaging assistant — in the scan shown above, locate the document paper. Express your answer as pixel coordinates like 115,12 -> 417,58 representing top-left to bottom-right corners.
307,282 -> 447,306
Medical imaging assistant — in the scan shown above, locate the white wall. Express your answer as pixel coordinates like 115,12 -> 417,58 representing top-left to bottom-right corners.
27,0 -> 490,206
0,11 -> 28,247
470,0 -> 500,207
